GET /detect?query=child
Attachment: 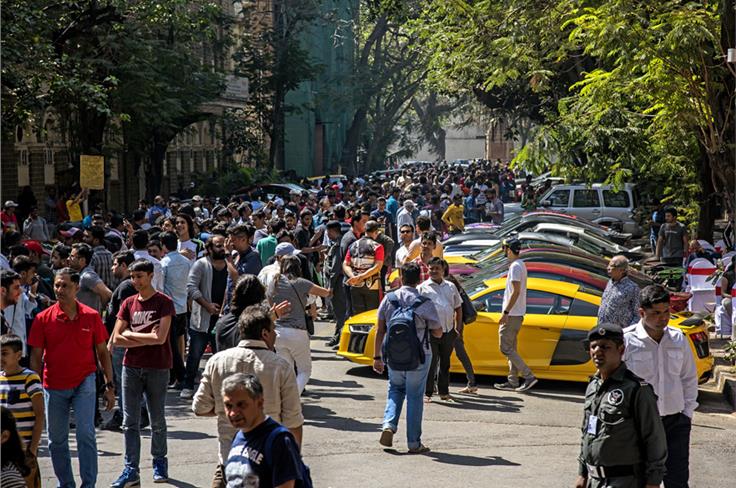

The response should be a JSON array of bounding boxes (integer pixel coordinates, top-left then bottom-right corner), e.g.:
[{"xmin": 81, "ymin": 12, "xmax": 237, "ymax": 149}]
[
  {"xmin": 0, "ymin": 334, "xmax": 44, "ymax": 487},
  {"xmin": 1, "ymin": 406, "xmax": 30, "ymax": 487}
]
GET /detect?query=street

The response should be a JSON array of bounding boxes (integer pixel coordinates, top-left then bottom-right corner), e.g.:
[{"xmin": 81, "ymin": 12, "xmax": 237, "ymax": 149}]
[{"xmin": 38, "ymin": 322, "xmax": 736, "ymax": 487}]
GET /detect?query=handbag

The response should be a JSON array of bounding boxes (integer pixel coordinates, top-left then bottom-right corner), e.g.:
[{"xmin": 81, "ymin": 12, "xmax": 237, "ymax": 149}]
[
  {"xmin": 459, "ymin": 287, "xmax": 477, "ymax": 325},
  {"xmin": 288, "ymin": 280, "xmax": 315, "ymax": 335}
]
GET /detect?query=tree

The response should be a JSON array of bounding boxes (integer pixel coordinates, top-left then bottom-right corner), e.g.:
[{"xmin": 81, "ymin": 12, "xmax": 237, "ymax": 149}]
[
  {"xmin": 232, "ymin": 0, "xmax": 322, "ymax": 170},
  {"xmin": 339, "ymin": 0, "xmax": 429, "ymax": 173},
  {"xmin": 412, "ymin": 0, "xmax": 735, "ymax": 237}
]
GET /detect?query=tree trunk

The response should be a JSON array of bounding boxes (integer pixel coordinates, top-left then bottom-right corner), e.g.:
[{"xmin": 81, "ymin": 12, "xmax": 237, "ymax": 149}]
[
  {"xmin": 696, "ymin": 144, "xmax": 717, "ymax": 240},
  {"xmin": 340, "ymin": 106, "xmax": 367, "ymax": 174}
]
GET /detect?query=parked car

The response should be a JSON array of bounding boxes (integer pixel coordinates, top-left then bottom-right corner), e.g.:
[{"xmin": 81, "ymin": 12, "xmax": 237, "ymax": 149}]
[
  {"xmin": 538, "ymin": 183, "xmax": 643, "ymax": 236},
  {"xmin": 337, "ymin": 278, "xmax": 712, "ymax": 384},
  {"xmin": 443, "ymin": 230, "xmax": 635, "ymax": 262},
  {"xmin": 443, "ymin": 211, "xmax": 632, "ymax": 246}
]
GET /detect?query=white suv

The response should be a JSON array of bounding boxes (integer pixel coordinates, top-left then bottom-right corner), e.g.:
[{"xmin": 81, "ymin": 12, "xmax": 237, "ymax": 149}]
[{"xmin": 539, "ymin": 183, "xmax": 643, "ymax": 237}]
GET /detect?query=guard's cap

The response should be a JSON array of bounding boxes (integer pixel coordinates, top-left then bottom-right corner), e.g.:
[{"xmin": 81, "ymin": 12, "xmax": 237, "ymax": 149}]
[{"xmin": 587, "ymin": 323, "xmax": 624, "ymax": 342}]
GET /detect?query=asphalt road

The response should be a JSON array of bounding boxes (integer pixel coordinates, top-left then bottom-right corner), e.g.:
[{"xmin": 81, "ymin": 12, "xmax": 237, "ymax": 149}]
[{"xmin": 38, "ymin": 321, "xmax": 736, "ymax": 487}]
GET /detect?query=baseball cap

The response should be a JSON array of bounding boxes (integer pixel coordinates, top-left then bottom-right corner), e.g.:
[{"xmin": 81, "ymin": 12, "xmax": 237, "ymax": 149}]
[
  {"xmin": 275, "ymin": 242, "xmax": 301, "ymax": 257},
  {"xmin": 587, "ymin": 323, "xmax": 624, "ymax": 342},
  {"xmin": 23, "ymin": 240, "xmax": 49, "ymax": 255},
  {"xmin": 3, "ymin": 200, "xmax": 18, "ymax": 208},
  {"xmin": 502, "ymin": 237, "xmax": 521, "ymax": 254}
]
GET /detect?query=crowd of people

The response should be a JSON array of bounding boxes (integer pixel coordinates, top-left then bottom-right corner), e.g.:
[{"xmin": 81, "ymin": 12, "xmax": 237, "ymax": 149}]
[{"xmin": 0, "ymin": 158, "xmax": 718, "ymax": 487}]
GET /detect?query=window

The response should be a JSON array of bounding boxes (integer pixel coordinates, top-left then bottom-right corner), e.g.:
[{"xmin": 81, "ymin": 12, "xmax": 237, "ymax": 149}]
[
  {"xmin": 547, "ymin": 189, "xmax": 570, "ymax": 207},
  {"xmin": 569, "ymin": 297, "xmax": 599, "ymax": 317},
  {"xmin": 526, "ymin": 290, "xmax": 571, "ymax": 315},
  {"xmin": 572, "ymin": 189, "xmax": 600, "ymax": 208},
  {"xmin": 602, "ymin": 190, "xmax": 630, "ymax": 208},
  {"xmin": 473, "ymin": 290, "xmax": 504, "ymax": 313}
]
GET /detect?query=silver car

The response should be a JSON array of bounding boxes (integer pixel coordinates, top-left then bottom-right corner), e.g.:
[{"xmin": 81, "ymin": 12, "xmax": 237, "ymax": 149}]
[{"xmin": 538, "ymin": 183, "xmax": 643, "ymax": 237}]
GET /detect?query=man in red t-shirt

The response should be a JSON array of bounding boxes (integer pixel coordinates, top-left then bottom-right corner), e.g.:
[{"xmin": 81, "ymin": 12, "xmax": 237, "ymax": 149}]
[
  {"xmin": 28, "ymin": 267, "xmax": 115, "ymax": 488},
  {"xmin": 111, "ymin": 259, "xmax": 175, "ymax": 486}
]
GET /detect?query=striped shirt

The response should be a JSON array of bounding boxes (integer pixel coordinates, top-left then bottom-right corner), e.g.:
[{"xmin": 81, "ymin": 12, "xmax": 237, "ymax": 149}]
[{"xmin": 0, "ymin": 368, "xmax": 43, "ymax": 445}]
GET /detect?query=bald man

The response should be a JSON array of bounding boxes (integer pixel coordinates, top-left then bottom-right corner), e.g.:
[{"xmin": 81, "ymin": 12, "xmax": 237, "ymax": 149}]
[{"xmin": 597, "ymin": 255, "xmax": 640, "ymax": 328}]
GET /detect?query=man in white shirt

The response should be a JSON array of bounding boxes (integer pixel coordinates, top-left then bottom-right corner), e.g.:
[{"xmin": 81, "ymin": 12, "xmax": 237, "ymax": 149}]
[
  {"xmin": 494, "ymin": 238, "xmax": 537, "ymax": 392},
  {"xmin": 418, "ymin": 257, "xmax": 462, "ymax": 402},
  {"xmin": 131, "ymin": 229, "xmax": 164, "ymax": 291},
  {"xmin": 624, "ymin": 285, "xmax": 698, "ymax": 488},
  {"xmin": 394, "ymin": 224, "xmax": 415, "ymax": 268}
]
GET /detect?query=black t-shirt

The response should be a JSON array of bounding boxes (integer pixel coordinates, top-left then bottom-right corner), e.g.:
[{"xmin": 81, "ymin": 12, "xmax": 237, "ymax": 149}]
[
  {"xmin": 210, "ymin": 267, "xmax": 228, "ymax": 331},
  {"xmin": 225, "ymin": 417, "xmax": 304, "ymax": 488},
  {"xmin": 105, "ymin": 278, "xmax": 138, "ymax": 334}
]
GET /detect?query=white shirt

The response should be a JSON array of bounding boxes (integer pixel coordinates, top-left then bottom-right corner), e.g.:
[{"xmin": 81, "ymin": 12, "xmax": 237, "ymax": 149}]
[
  {"xmin": 178, "ymin": 239, "xmax": 203, "ymax": 261},
  {"xmin": 417, "ymin": 278, "xmax": 462, "ymax": 333},
  {"xmin": 395, "ymin": 244, "xmax": 411, "ymax": 268},
  {"xmin": 396, "ymin": 208, "xmax": 414, "ymax": 236},
  {"xmin": 503, "ymin": 260, "xmax": 527, "ymax": 316},
  {"xmin": 623, "ymin": 321, "xmax": 698, "ymax": 418},
  {"xmin": 133, "ymin": 250, "xmax": 164, "ymax": 292}
]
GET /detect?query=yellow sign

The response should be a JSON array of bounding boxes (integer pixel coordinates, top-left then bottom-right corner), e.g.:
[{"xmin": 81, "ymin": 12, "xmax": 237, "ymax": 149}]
[{"xmin": 80, "ymin": 155, "xmax": 104, "ymax": 190}]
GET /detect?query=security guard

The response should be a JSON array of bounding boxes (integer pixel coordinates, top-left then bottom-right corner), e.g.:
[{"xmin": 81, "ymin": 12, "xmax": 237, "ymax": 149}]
[{"xmin": 575, "ymin": 323, "xmax": 667, "ymax": 488}]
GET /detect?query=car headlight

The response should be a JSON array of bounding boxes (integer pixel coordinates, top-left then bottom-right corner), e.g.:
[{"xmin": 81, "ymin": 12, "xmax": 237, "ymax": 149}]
[{"xmin": 348, "ymin": 324, "xmax": 373, "ymax": 333}]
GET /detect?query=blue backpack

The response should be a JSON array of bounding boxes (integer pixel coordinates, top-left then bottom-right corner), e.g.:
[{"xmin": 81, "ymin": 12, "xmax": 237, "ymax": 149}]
[
  {"xmin": 264, "ymin": 425, "xmax": 313, "ymax": 488},
  {"xmin": 381, "ymin": 294, "xmax": 429, "ymax": 371}
]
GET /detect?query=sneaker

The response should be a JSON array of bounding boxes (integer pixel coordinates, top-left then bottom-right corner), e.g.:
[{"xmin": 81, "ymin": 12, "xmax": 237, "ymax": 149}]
[
  {"xmin": 408, "ymin": 444, "xmax": 430, "ymax": 454},
  {"xmin": 493, "ymin": 381, "xmax": 519, "ymax": 391},
  {"xmin": 111, "ymin": 467, "xmax": 140, "ymax": 487},
  {"xmin": 179, "ymin": 388, "xmax": 194, "ymax": 399},
  {"xmin": 458, "ymin": 385, "xmax": 478, "ymax": 395},
  {"xmin": 325, "ymin": 337, "xmax": 338, "ymax": 347},
  {"xmin": 152, "ymin": 458, "xmax": 168, "ymax": 483},
  {"xmin": 379, "ymin": 428, "xmax": 394, "ymax": 447},
  {"xmin": 439, "ymin": 394, "xmax": 455, "ymax": 402},
  {"xmin": 515, "ymin": 376, "xmax": 539, "ymax": 392}
]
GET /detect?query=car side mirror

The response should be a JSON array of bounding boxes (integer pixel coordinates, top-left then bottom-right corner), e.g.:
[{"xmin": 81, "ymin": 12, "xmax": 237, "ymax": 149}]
[{"xmin": 540, "ymin": 200, "xmax": 551, "ymax": 207}]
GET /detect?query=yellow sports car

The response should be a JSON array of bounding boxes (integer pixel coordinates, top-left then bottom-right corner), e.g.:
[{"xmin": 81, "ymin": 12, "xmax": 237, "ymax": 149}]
[{"xmin": 337, "ymin": 278, "xmax": 714, "ymax": 384}]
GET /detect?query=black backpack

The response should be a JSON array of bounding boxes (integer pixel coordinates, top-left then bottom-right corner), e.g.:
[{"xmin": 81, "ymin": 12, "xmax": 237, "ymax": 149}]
[{"xmin": 381, "ymin": 294, "xmax": 429, "ymax": 371}]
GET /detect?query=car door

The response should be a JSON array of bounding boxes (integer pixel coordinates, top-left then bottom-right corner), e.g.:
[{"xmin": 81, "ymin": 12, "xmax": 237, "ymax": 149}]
[
  {"xmin": 458, "ymin": 287, "xmax": 569, "ymax": 375},
  {"xmin": 545, "ymin": 188, "xmax": 571, "ymax": 213},
  {"xmin": 601, "ymin": 189, "xmax": 632, "ymax": 224},
  {"xmin": 571, "ymin": 188, "xmax": 602, "ymax": 222}
]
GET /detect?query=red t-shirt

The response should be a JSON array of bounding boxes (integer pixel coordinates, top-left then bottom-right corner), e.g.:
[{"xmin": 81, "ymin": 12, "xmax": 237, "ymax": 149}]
[
  {"xmin": 27, "ymin": 302, "xmax": 108, "ymax": 389},
  {"xmin": 117, "ymin": 292, "xmax": 175, "ymax": 369}
]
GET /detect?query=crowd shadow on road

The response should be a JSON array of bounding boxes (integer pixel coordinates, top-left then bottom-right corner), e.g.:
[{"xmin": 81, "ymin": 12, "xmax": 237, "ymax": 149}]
[
  {"xmin": 436, "ymin": 395, "xmax": 522, "ymax": 413},
  {"xmin": 164, "ymin": 478, "xmax": 200, "ymax": 488},
  {"xmin": 308, "ymin": 378, "xmax": 365, "ymax": 389},
  {"xmin": 384, "ymin": 448, "xmax": 521, "ymax": 467},
  {"xmin": 167, "ymin": 429, "xmax": 216, "ymax": 441},
  {"xmin": 302, "ymin": 403, "xmax": 379, "ymax": 433}
]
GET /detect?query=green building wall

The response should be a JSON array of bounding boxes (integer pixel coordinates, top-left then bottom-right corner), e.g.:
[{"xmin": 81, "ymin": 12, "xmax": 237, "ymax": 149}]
[{"xmin": 283, "ymin": 0, "xmax": 357, "ymax": 177}]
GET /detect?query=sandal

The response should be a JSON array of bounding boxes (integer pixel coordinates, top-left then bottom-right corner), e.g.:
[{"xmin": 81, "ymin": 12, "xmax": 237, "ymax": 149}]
[
  {"xmin": 424, "ymin": 396, "xmax": 432, "ymax": 403},
  {"xmin": 458, "ymin": 386, "xmax": 478, "ymax": 394}
]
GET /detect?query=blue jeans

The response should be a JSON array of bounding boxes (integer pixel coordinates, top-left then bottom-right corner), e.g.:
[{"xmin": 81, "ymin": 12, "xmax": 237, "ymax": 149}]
[
  {"xmin": 122, "ymin": 366, "xmax": 169, "ymax": 470},
  {"xmin": 112, "ymin": 346, "xmax": 125, "ymax": 407},
  {"xmin": 183, "ymin": 329, "xmax": 217, "ymax": 390},
  {"xmin": 382, "ymin": 351, "xmax": 432, "ymax": 449},
  {"xmin": 45, "ymin": 373, "xmax": 98, "ymax": 488}
]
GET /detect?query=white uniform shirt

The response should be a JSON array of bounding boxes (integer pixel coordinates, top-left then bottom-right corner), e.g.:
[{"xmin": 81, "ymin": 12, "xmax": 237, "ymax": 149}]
[
  {"xmin": 417, "ymin": 278, "xmax": 462, "ymax": 333},
  {"xmin": 503, "ymin": 260, "xmax": 527, "ymax": 316},
  {"xmin": 623, "ymin": 321, "xmax": 698, "ymax": 418}
]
